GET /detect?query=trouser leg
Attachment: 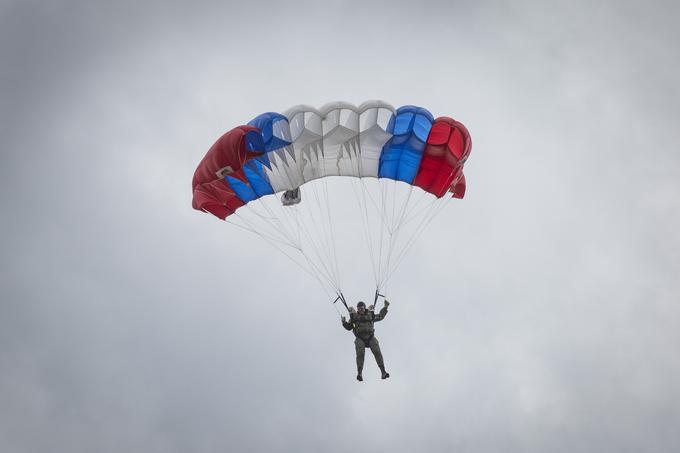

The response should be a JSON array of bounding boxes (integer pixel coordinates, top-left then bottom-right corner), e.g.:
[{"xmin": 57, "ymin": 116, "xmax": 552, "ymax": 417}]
[
  {"xmin": 368, "ymin": 337, "xmax": 385, "ymax": 369},
  {"xmin": 354, "ymin": 338, "xmax": 366, "ymax": 373}
]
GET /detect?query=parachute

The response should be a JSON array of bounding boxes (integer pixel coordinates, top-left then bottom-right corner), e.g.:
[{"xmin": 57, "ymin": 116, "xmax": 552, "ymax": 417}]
[{"xmin": 192, "ymin": 101, "xmax": 471, "ymax": 310}]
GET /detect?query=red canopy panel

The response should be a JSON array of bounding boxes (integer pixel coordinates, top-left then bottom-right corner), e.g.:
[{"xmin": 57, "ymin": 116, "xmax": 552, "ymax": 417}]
[
  {"xmin": 450, "ymin": 173, "xmax": 466, "ymax": 199},
  {"xmin": 192, "ymin": 179, "xmax": 245, "ymax": 220},
  {"xmin": 192, "ymin": 125, "xmax": 261, "ymax": 219},
  {"xmin": 192, "ymin": 125, "xmax": 262, "ymax": 193},
  {"xmin": 412, "ymin": 117, "xmax": 471, "ymax": 198}
]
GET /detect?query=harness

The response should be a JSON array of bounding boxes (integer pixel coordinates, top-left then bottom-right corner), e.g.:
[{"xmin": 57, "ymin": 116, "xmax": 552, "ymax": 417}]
[
  {"xmin": 357, "ymin": 334, "xmax": 374, "ymax": 348},
  {"xmin": 352, "ymin": 312, "xmax": 375, "ymax": 347}
]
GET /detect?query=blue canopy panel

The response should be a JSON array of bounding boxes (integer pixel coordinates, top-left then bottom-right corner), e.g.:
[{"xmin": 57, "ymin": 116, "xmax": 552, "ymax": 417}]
[
  {"xmin": 225, "ymin": 160, "xmax": 274, "ymax": 203},
  {"xmin": 243, "ymin": 128, "xmax": 272, "ymax": 169},
  {"xmin": 378, "ymin": 106, "xmax": 434, "ymax": 183},
  {"xmin": 243, "ymin": 160, "xmax": 274, "ymax": 197},
  {"xmin": 248, "ymin": 112, "xmax": 292, "ymax": 152},
  {"xmin": 226, "ymin": 175, "xmax": 257, "ymax": 202}
]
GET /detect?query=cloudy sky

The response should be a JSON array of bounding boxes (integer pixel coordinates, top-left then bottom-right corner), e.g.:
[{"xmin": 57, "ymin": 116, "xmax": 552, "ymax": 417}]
[{"xmin": 2, "ymin": 0, "xmax": 679, "ymax": 452}]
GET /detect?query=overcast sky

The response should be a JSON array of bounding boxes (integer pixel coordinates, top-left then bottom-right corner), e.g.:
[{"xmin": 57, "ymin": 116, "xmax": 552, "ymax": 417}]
[{"xmin": 1, "ymin": 0, "xmax": 679, "ymax": 452}]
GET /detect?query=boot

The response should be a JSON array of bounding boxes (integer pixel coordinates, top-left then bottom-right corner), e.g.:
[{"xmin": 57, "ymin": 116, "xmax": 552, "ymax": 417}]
[
  {"xmin": 357, "ymin": 373, "xmax": 363, "ymax": 382},
  {"xmin": 380, "ymin": 367, "xmax": 390, "ymax": 380}
]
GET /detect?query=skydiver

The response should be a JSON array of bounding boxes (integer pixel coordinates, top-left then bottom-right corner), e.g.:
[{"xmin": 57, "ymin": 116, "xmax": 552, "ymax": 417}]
[{"xmin": 341, "ymin": 300, "xmax": 390, "ymax": 381}]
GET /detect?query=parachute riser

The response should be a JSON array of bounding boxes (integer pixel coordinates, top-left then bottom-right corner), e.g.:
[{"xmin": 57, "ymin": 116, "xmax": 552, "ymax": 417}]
[
  {"xmin": 333, "ymin": 292, "xmax": 350, "ymax": 314},
  {"xmin": 373, "ymin": 288, "xmax": 385, "ymax": 311}
]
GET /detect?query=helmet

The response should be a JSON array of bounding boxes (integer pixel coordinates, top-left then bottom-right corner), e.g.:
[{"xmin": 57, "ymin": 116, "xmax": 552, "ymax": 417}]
[{"xmin": 357, "ymin": 301, "xmax": 366, "ymax": 309}]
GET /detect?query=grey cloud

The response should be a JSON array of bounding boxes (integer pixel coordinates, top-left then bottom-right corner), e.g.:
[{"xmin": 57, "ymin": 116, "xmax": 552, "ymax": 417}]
[{"xmin": 1, "ymin": 1, "xmax": 679, "ymax": 452}]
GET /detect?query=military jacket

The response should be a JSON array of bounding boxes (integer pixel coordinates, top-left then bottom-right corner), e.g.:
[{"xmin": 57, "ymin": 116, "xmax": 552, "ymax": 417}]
[{"xmin": 342, "ymin": 306, "xmax": 388, "ymax": 339}]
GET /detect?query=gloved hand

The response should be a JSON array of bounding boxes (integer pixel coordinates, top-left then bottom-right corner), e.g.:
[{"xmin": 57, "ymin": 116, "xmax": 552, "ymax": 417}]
[
  {"xmin": 341, "ymin": 316, "xmax": 346, "ymax": 323},
  {"xmin": 368, "ymin": 304, "xmax": 375, "ymax": 311},
  {"xmin": 384, "ymin": 300, "xmax": 390, "ymax": 307}
]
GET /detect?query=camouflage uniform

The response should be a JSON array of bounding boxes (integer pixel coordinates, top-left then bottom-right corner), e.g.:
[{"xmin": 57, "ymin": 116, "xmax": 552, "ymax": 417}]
[{"xmin": 342, "ymin": 306, "xmax": 388, "ymax": 374}]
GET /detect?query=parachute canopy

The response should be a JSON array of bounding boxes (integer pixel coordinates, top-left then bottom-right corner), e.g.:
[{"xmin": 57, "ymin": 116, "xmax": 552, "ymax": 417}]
[
  {"xmin": 192, "ymin": 101, "xmax": 471, "ymax": 304},
  {"xmin": 192, "ymin": 101, "xmax": 470, "ymax": 219}
]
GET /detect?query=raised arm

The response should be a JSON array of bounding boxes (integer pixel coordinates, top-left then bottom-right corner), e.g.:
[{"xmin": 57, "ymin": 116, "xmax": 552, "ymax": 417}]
[
  {"xmin": 373, "ymin": 300, "xmax": 390, "ymax": 321},
  {"xmin": 341, "ymin": 315, "xmax": 353, "ymax": 331}
]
